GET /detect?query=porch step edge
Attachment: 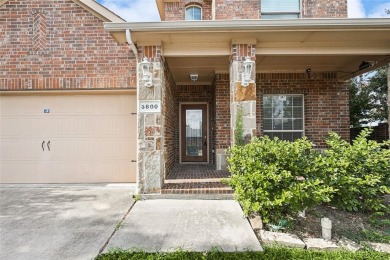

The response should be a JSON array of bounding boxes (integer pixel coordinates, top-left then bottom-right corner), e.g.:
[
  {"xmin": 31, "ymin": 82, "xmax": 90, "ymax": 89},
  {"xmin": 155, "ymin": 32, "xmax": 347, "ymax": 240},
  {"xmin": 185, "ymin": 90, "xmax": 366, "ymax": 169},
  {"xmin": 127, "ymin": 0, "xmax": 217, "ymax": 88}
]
[{"xmin": 140, "ymin": 193, "xmax": 234, "ymax": 200}]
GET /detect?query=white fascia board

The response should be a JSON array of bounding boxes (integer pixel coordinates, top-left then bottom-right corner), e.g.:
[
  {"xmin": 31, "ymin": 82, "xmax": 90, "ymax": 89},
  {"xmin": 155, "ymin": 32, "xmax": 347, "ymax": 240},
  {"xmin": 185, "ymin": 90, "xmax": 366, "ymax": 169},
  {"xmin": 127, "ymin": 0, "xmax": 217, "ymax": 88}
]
[{"xmin": 104, "ymin": 18, "xmax": 390, "ymax": 32}]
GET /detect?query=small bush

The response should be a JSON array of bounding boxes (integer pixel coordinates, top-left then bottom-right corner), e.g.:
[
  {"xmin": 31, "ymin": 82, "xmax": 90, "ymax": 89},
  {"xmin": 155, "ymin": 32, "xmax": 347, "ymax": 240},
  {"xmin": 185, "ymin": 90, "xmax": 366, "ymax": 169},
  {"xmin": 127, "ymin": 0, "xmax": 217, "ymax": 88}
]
[
  {"xmin": 322, "ymin": 129, "xmax": 390, "ymax": 212},
  {"xmin": 227, "ymin": 136, "xmax": 334, "ymax": 224}
]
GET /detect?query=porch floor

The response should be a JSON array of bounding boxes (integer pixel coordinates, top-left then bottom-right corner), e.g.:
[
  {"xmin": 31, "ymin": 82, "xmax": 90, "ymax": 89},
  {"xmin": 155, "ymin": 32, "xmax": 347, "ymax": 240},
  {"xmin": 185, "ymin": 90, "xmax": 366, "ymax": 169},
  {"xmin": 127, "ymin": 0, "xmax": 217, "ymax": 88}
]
[{"xmin": 162, "ymin": 164, "xmax": 233, "ymax": 194}]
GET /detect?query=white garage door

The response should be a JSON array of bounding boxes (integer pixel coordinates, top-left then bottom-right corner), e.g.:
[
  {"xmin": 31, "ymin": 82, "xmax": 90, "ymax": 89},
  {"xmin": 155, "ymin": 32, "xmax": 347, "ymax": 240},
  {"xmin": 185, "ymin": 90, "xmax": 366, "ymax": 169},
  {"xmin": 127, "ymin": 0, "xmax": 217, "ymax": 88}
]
[{"xmin": 0, "ymin": 93, "xmax": 137, "ymax": 183}]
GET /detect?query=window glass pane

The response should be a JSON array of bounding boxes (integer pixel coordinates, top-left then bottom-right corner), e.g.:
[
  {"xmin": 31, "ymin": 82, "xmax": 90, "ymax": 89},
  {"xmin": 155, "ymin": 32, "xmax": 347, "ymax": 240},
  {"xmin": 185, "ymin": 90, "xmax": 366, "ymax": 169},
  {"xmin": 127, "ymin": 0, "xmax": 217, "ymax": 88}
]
[
  {"xmin": 261, "ymin": 0, "xmax": 300, "ymax": 12},
  {"xmin": 263, "ymin": 107, "xmax": 272, "ymax": 118},
  {"xmin": 283, "ymin": 96, "xmax": 293, "ymax": 106},
  {"xmin": 283, "ymin": 106, "xmax": 292, "ymax": 118},
  {"xmin": 293, "ymin": 96, "xmax": 303, "ymax": 106},
  {"xmin": 261, "ymin": 14, "xmax": 300, "ymax": 19},
  {"xmin": 283, "ymin": 119, "xmax": 293, "ymax": 130},
  {"xmin": 273, "ymin": 119, "xmax": 283, "ymax": 130},
  {"xmin": 282, "ymin": 132, "xmax": 294, "ymax": 142},
  {"xmin": 263, "ymin": 96, "xmax": 272, "ymax": 107},
  {"xmin": 293, "ymin": 119, "xmax": 303, "ymax": 130},
  {"xmin": 264, "ymin": 119, "xmax": 272, "ymax": 130},
  {"xmin": 274, "ymin": 132, "xmax": 283, "ymax": 139},
  {"xmin": 185, "ymin": 6, "xmax": 201, "ymax": 20},
  {"xmin": 193, "ymin": 7, "xmax": 201, "ymax": 20},
  {"xmin": 293, "ymin": 132, "xmax": 303, "ymax": 140},
  {"xmin": 293, "ymin": 107, "xmax": 303, "ymax": 118}
]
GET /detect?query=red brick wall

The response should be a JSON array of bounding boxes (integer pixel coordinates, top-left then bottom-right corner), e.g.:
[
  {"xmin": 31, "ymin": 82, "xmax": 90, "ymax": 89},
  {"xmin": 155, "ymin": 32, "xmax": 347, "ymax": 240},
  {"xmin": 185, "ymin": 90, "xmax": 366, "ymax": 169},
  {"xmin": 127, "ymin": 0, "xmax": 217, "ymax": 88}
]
[
  {"xmin": 162, "ymin": 63, "xmax": 176, "ymax": 177},
  {"xmin": 164, "ymin": 0, "xmax": 212, "ymax": 21},
  {"xmin": 215, "ymin": 74, "xmax": 231, "ymax": 149},
  {"xmin": 175, "ymin": 85, "xmax": 215, "ymax": 164},
  {"xmin": 0, "ymin": 0, "xmax": 136, "ymax": 90},
  {"xmin": 215, "ymin": 0, "xmax": 259, "ymax": 19},
  {"xmin": 303, "ymin": 0, "xmax": 348, "ymax": 18},
  {"xmin": 256, "ymin": 73, "xmax": 350, "ymax": 148}
]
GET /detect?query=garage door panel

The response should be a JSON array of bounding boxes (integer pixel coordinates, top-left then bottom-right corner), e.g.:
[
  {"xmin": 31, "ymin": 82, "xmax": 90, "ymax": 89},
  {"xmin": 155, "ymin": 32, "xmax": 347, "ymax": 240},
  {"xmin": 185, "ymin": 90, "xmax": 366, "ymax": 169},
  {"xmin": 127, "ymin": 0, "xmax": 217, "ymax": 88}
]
[{"xmin": 0, "ymin": 94, "xmax": 137, "ymax": 184}]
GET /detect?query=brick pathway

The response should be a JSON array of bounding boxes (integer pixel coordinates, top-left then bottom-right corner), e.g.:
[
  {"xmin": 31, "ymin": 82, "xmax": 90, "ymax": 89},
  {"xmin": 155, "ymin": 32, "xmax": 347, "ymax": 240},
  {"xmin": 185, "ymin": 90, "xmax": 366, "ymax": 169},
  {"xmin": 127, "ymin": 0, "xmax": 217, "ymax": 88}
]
[{"xmin": 162, "ymin": 164, "xmax": 233, "ymax": 194}]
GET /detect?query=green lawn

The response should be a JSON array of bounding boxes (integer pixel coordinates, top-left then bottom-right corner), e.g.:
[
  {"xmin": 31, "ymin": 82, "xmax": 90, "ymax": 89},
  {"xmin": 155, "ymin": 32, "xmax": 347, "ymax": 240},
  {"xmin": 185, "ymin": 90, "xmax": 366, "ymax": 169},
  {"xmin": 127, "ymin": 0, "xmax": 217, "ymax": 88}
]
[{"xmin": 97, "ymin": 246, "xmax": 389, "ymax": 260}]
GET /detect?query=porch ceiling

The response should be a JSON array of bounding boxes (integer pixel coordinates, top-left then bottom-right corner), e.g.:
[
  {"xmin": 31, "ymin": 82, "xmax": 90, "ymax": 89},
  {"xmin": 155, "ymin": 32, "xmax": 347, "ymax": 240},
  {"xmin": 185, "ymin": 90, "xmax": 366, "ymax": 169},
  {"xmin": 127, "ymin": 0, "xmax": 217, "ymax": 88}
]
[{"xmin": 105, "ymin": 19, "xmax": 390, "ymax": 85}]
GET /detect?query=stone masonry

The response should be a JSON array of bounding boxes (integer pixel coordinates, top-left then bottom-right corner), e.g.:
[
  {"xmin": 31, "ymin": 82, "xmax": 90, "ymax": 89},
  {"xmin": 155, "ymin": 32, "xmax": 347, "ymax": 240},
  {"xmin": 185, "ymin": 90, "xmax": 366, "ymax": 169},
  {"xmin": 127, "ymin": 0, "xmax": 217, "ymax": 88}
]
[
  {"xmin": 216, "ymin": 43, "xmax": 257, "ymax": 170},
  {"xmin": 137, "ymin": 46, "xmax": 165, "ymax": 194}
]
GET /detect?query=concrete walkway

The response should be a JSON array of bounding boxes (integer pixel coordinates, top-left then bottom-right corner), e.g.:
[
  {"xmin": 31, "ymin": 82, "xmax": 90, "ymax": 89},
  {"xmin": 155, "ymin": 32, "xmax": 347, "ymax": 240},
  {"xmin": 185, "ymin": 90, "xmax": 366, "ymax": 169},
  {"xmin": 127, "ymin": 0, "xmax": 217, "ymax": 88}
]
[
  {"xmin": 106, "ymin": 199, "xmax": 262, "ymax": 252},
  {"xmin": 0, "ymin": 185, "xmax": 135, "ymax": 260}
]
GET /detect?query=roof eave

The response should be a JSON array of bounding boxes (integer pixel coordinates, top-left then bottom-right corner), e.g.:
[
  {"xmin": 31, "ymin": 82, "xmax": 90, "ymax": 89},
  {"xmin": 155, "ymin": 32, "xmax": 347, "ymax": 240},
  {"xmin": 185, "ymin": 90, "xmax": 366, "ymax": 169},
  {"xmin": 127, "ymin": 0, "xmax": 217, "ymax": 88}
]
[{"xmin": 104, "ymin": 18, "xmax": 390, "ymax": 32}]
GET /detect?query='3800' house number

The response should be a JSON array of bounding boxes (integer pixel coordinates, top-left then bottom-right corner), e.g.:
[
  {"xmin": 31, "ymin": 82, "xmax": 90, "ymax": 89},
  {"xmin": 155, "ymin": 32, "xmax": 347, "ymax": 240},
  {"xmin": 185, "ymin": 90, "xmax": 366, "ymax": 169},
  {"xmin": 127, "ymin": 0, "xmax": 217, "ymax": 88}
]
[{"xmin": 139, "ymin": 100, "xmax": 161, "ymax": 113}]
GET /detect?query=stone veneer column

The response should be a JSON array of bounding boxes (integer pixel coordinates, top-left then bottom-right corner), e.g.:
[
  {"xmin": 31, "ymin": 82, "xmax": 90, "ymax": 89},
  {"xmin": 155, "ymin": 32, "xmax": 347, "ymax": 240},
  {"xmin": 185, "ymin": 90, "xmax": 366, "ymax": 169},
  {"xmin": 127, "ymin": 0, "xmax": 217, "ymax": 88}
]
[
  {"xmin": 137, "ymin": 46, "xmax": 164, "ymax": 194},
  {"xmin": 230, "ymin": 44, "xmax": 257, "ymax": 144},
  {"xmin": 216, "ymin": 43, "xmax": 257, "ymax": 170}
]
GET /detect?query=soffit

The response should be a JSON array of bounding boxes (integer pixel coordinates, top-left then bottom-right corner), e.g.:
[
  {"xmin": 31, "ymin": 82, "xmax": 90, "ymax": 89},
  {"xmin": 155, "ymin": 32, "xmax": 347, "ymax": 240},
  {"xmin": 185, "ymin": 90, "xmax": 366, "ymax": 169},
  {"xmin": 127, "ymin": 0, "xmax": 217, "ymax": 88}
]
[{"xmin": 105, "ymin": 19, "xmax": 390, "ymax": 84}]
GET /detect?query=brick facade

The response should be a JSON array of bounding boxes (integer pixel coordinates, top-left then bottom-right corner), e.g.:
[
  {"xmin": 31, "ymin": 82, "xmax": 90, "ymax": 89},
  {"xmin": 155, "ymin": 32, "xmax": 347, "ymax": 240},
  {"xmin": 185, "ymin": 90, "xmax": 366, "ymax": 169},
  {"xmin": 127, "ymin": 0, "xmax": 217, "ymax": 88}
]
[
  {"xmin": 0, "ymin": 0, "xmax": 136, "ymax": 90},
  {"xmin": 162, "ymin": 62, "xmax": 176, "ymax": 177},
  {"xmin": 162, "ymin": 0, "xmax": 348, "ymax": 21},
  {"xmin": 256, "ymin": 73, "xmax": 350, "ymax": 148},
  {"xmin": 303, "ymin": 0, "xmax": 348, "ymax": 18},
  {"xmin": 164, "ymin": 0, "xmax": 212, "ymax": 21},
  {"xmin": 214, "ymin": 74, "xmax": 231, "ymax": 149},
  {"xmin": 215, "ymin": 0, "xmax": 259, "ymax": 20}
]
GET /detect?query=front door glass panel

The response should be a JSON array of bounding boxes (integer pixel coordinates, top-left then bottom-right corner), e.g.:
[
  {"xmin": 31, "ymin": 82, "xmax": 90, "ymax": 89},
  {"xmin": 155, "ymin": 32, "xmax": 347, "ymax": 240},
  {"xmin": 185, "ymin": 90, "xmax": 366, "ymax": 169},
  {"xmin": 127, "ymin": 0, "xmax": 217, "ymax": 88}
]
[
  {"xmin": 185, "ymin": 110, "xmax": 203, "ymax": 157},
  {"xmin": 181, "ymin": 104, "xmax": 207, "ymax": 162}
]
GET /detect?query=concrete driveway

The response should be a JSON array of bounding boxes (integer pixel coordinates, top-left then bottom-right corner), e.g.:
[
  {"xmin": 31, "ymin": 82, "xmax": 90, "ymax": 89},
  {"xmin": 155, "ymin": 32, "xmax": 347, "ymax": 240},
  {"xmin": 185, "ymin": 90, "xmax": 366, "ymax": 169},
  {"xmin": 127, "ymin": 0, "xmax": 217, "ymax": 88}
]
[{"xmin": 0, "ymin": 185, "xmax": 135, "ymax": 260}]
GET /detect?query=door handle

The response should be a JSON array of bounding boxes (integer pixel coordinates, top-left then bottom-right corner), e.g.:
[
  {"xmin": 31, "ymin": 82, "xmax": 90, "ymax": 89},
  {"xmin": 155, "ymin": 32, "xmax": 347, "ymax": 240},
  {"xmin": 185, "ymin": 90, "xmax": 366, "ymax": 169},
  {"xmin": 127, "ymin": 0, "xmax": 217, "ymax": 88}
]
[
  {"xmin": 42, "ymin": 141, "xmax": 45, "ymax": 151},
  {"xmin": 47, "ymin": 141, "xmax": 50, "ymax": 151}
]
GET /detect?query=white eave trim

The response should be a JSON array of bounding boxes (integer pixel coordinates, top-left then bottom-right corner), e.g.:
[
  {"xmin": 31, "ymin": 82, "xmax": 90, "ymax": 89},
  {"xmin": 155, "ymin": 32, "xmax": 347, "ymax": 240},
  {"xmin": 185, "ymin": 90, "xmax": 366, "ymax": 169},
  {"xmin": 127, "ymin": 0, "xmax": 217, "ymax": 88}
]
[{"xmin": 104, "ymin": 18, "xmax": 390, "ymax": 32}]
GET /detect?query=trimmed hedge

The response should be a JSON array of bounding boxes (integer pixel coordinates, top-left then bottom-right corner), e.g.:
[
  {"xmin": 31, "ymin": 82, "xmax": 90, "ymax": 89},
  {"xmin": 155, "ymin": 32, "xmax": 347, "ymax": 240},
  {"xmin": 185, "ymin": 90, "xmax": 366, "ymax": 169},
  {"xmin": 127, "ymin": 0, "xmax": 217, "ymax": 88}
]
[{"xmin": 226, "ymin": 129, "xmax": 390, "ymax": 223}]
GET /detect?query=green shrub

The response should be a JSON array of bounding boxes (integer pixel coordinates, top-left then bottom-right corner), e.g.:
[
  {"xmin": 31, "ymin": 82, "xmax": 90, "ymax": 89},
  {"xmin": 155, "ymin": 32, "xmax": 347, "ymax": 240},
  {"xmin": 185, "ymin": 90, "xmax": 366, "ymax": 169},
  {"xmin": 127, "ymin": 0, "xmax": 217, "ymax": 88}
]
[
  {"xmin": 322, "ymin": 129, "xmax": 390, "ymax": 212},
  {"xmin": 226, "ymin": 136, "xmax": 334, "ymax": 224},
  {"xmin": 234, "ymin": 104, "xmax": 244, "ymax": 146}
]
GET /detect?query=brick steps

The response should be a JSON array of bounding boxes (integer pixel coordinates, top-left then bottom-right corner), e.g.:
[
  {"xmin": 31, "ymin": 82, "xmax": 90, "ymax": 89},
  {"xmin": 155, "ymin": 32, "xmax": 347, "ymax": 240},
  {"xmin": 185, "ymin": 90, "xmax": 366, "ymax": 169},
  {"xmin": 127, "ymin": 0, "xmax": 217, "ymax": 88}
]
[
  {"xmin": 162, "ymin": 182, "xmax": 233, "ymax": 194},
  {"xmin": 161, "ymin": 164, "xmax": 233, "ymax": 195}
]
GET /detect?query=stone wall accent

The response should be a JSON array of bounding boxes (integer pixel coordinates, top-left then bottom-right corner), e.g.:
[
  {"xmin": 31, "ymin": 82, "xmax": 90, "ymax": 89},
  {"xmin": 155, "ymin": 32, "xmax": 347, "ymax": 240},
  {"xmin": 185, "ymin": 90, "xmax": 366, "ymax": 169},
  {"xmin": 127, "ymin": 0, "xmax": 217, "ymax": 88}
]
[
  {"xmin": 164, "ymin": 0, "xmax": 212, "ymax": 21},
  {"xmin": 231, "ymin": 44, "xmax": 257, "ymax": 144},
  {"xmin": 137, "ymin": 45, "xmax": 165, "ymax": 193},
  {"xmin": 303, "ymin": 0, "xmax": 348, "ymax": 18},
  {"xmin": 256, "ymin": 73, "xmax": 350, "ymax": 148},
  {"xmin": 215, "ymin": 0, "xmax": 259, "ymax": 19},
  {"xmin": 0, "ymin": 0, "xmax": 136, "ymax": 90}
]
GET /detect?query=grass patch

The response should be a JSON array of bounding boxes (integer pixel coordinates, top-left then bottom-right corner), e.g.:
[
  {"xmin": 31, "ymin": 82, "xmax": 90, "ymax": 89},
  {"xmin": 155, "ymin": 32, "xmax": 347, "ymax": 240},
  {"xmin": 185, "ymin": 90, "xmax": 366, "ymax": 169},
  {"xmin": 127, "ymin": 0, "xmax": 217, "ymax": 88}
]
[
  {"xmin": 97, "ymin": 246, "xmax": 389, "ymax": 260},
  {"xmin": 342, "ymin": 229, "xmax": 390, "ymax": 244}
]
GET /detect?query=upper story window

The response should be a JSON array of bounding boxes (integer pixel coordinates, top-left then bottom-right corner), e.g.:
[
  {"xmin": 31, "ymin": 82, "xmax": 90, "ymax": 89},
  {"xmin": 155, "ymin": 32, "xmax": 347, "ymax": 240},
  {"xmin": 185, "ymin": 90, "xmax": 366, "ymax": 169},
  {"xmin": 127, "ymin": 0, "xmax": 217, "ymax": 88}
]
[
  {"xmin": 185, "ymin": 5, "xmax": 202, "ymax": 20},
  {"xmin": 261, "ymin": 0, "xmax": 301, "ymax": 19}
]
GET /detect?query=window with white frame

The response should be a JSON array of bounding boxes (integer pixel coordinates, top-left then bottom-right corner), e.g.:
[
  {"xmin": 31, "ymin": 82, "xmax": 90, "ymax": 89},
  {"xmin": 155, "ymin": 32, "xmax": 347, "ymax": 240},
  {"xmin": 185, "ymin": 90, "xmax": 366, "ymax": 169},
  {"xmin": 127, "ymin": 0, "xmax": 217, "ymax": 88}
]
[
  {"xmin": 261, "ymin": 0, "xmax": 301, "ymax": 19},
  {"xmin": 263, "ymin": 94, "xmax": 304, "ymax": 141},
  {"xmin": 185, "ymin": 5, "xmax": 202, "ymax": 20}
]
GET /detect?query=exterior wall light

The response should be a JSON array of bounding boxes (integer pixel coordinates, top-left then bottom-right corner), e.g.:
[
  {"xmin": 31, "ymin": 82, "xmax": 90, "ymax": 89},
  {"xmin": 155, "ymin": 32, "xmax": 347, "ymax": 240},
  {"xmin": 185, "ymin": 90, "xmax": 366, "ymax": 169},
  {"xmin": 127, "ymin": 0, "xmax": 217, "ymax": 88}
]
[
  {"xmin": 241, "ymin": 57, "xmax": 255, "ymax": 87},
  {"xmin": 190, "ymin": 73, "xmax": 198, "ymax": 82},
  {"xmin": 140, "ymin": 57, "xmax": 153, "ymax": 87}
]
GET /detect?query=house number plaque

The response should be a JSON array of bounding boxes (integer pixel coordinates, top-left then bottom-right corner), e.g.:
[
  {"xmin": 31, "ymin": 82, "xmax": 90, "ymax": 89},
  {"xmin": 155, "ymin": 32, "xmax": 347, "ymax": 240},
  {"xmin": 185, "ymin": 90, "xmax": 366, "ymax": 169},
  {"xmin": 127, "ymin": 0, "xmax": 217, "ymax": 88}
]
[{"xmin": 139, "ymin": 100, "xmax": 161, "ymax": 113}]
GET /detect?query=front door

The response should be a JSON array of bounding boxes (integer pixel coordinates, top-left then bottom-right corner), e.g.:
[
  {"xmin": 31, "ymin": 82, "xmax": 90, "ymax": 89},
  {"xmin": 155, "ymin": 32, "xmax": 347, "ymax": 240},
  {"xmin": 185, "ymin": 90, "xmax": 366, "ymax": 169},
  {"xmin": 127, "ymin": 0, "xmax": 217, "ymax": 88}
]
[{"xmin": 181, "ymin": 104, "xmax": 207, "ymax": 162}]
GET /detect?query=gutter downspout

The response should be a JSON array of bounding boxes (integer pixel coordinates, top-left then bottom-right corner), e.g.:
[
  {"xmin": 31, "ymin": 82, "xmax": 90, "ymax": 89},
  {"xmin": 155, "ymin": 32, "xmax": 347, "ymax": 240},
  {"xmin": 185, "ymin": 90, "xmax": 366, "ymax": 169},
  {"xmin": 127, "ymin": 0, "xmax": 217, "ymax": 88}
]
[
  {"xmin": 126, "ymin": 29, "xmax": 138, "ymax": 59},
  {"xmin": 126, "ymin": 28, "xmax": 140, "ymax": 195}
]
